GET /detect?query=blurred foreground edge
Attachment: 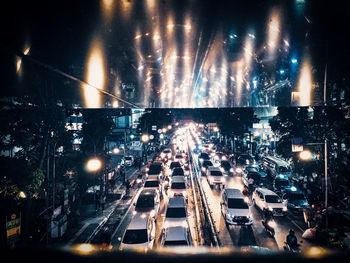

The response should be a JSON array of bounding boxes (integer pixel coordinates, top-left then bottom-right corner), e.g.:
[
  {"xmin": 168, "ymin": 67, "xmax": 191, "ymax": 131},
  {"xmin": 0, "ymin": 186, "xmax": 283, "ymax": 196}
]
[{"xmin": 1, "ymin": 245, "xmax": 349, "ymax": 263}]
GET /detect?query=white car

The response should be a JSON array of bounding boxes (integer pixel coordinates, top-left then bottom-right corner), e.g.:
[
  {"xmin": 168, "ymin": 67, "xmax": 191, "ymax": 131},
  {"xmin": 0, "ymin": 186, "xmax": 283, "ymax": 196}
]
[
  {"xmin": 206, "ymin": 166, "xmax": 225, "ymax": 187},
  {"xmin": 161, "ymin": 148, "xmax": 172, "ymax": 160},
  {"xmin": 252, "ymin": 187, "xmax": 287, "ymax": 216},
  {"xmin": 133, "ymin": 189, "xmax": 160, "ymax": 219},
  {"xmin": 119, "ymin": 213, "xmax": 156, "ymax": 251},
  {"xmin": 168, "ymin": 176, "xmax": 187, "ymax": 199},
  {"xmin": 143, "ymin": 175, "xmax": 165, "ymax": 199},
  {"xmin": 221, "ymin": 188, "xmax": 252, "ymax": 225},
  {"xmin": 164, "ymin": 196, "xmax": 188, "ymax": 229},
  {"xmin": 162, "ymin": 226, "xmax": 192, "ymax": 247}
]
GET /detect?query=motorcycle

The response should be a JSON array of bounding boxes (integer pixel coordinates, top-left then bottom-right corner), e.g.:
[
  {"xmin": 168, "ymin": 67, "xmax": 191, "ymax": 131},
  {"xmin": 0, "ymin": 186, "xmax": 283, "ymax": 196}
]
[
  {"xmin": 262, "ymin": 219, "xmax": 276, "ymax": 237},
  {"xmin": 284, "ymin": 241, "xmax": 302, "ymax": 253}
]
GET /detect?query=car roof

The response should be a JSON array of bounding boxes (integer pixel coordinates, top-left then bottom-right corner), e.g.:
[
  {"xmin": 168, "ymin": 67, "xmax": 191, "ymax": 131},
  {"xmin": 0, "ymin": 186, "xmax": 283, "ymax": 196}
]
[
  {"xmin": 263, "ymin": 156, "xmax": 289, "ymax": 166},
  {"xmin": 224, "ymin": 188, "xmax": 244, "ymax": 198},
  {"xmin": 164, "ymin": 226, "xmax": 187, "ymax": 241},
  {"xmin": 168, "ymin": 196, "xmax": 186, "ymax": 207},
  {"xmin": 146, "ymin": 175, "xmax": 160, "ymax": 180},
  {"xmin": 208, "ymin": 166, "xmax": 221, "ymax": 171},
  {"xmin": 127, "ymin": 213, "xmax": 149, "ymax": 230},
  {"xmin": 140, "ymin": 188, "xmax": 157, "ymax": 196},
  {"xmin": 151, "ymin": 162, "xmax": 162, "ymax": 166},
  {"xmin": 284, "ymin": 186, "xmax": 304, "ymax": 194},
  {"xmin": 172, "ymin": 176, "xmax": 186, "ymax": 183},
  {"xmin": 256, "ymin": 187, "xmax": 278, "ymax": 196}
]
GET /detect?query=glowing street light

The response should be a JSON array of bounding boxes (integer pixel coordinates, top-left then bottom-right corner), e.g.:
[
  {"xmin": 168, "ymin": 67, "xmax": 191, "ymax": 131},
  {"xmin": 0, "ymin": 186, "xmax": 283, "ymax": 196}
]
[
  {"xmin": 162, "ymin": 128, "xmax": 167, "ymax": 133},
  {"xmin": 86, "ymin": 158, "xmax": 102, "ymax": 172},
  {"xmin": 168, "ymin": 125, "xmax": 172, "ymax": 130},
  {"xmin": 18, "ymin": 191, "xmax": 27, "ymax": 199},
  {"xmin": 299, "ymin": 150, "xmax": 312, "ymax": 161},
  {"xmin": 141, "ymin": 134, "xmax": 150, "ymax": 143},
  {"xmin": 113, "ymin": 148, "xmax": 120, "ymax": 154}
]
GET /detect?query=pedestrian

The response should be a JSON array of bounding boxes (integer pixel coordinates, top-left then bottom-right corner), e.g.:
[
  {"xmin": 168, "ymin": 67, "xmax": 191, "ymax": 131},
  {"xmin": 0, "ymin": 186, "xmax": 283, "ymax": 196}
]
[
  {"xmin": 125, "ymin": 179, "xmax": 131, "ymax": 195},
  {"xmin": 99, "ymin": 193, "xmax": 106, "ymax": 211}
]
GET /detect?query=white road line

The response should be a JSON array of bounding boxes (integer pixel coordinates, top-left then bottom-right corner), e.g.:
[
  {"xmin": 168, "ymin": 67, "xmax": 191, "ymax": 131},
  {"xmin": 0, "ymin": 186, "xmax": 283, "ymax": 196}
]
[
  {"xmin": 67, "ymin": 223, "xmax": 89, "ymax": 245},
  {"xmin": 289, "ymin": 217, "xmax": 305, "ymax": 232}
]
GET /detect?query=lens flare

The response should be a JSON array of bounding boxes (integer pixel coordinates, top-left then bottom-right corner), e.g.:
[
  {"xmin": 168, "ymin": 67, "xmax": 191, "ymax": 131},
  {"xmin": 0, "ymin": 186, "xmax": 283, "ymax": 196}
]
[
  {"xmin": 84, "ymin": 39, "xmax": 105, "ymax": 108},
  {"xmin": 297, "ymin": 57, "xmax": 312, "ymax": 106}
]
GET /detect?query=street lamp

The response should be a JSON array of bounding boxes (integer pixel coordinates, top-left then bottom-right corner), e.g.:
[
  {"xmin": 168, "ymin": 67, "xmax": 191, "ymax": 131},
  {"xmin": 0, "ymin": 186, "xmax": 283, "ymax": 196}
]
[
  {"xmin": 141, "ymin": 134, "xmax": 150, "ymax": 164},
  {"xmin": 86, "ymin": 158, "xmax": 102, "ymax": 172},
  {"xmin": 299, "ymin": 150, "xmax": 312, "ymax": 161}
]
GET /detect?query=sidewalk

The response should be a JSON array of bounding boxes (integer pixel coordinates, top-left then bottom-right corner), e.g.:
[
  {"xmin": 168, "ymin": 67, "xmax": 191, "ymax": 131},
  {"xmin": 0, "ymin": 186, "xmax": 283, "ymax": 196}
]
[{"xmin": 55, "ymin": 152, "xmax": 158, "ymax": 245}]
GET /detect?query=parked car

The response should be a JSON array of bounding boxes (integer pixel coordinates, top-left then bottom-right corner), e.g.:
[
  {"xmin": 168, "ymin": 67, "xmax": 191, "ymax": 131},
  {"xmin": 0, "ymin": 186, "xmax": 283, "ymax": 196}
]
[
  {"xmin": 221, "ymin": 188, "xmax": 252, "ymax": 226},
  {"xmin": 119, "ymin": 213, "xmax": 156, "ymax": 251},
  {"xmin": 252, "ymin": 187, "xmax": 287, "ymax": 216}
]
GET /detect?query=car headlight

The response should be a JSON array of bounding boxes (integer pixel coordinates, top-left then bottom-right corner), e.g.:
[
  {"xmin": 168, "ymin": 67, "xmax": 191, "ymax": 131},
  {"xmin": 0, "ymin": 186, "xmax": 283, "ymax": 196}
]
[
  {"xmin": 185, "ymin": 171, "xmax": 190, "ymax": 175},
  {"xmin": 220, "ymin": 177, "xmax": 225, "ymax": 183},
  {"xmin": 182, "ymin": 221, "xmax": 188, "ymax": 228},
  {"xmin": 230, "ymin": 168, "xmax": 234, "ymax": 173},
  {"xmin": 220, "ymin": 167, "xmax": 224, "ymax": 172},
  {"xmin": 136, "ymin": 178, "xmax": 142, "ymax": 184},
  {"xmin": 268, "ymin": 206, "xmax": 273, "ymax": 211},
  {"xmin": 133, "ymin": 211, "xmax": 137, "ymax": 215},
  {"xmin": 201, "ymin": 167, "xmax": 206, "ymax": 172},
  {"xmin": 235, "ymin": 167, "xmax": 242, "ymax": 173},
  {"xmin": 283, "ymin": 207, "xmax": 288, "ymax": 211},
  {"xmin": 244, "ymin": 196, "xmax": 249, "ymax": 203},
  {"xmin": 222, "ymin": 156, "xmax": 227, "ymax": 161},
  {"xmin": 182, "ymin": 190, "xmax": 187, "ymax": 196},
  {"xmin": 168, "ymin": 190, "xmax": 174, "ymax": 198}
]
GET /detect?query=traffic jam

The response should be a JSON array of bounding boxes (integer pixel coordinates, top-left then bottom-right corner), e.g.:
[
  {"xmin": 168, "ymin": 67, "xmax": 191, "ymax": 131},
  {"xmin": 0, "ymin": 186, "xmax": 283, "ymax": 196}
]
[{"xmin": 103, "ymin": 122, "xmax": 314, "ymax": 252}]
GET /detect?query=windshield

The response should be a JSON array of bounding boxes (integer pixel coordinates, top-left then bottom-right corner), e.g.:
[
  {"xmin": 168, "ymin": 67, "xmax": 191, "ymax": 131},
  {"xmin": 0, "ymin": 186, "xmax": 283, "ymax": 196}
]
[
  {"xmin": 149, "ymin": 165, "xmax": 162, "ymax": 174},
  {"xmin": 221, "ymin": 161, "xmax": 230, "ymax": 170},
  {"xmin": 265, "ymin": 195, "xmax": 282, "ymax": 203},
  {"xmin": 125, "ymin": 157, "xmax": 132, "ymax": 160},
  {"xmin": 171, "ymin": 182, "xmax": 186, "ymax": 189},
  {"xmin": 228, "ymin": 198, "xmax": 249, "ymax": 209},
  {"xmin": 210, "ymin": 171, "xmax": 222, "ymax": 176},
  {"xmin": 122, "ymin": 229, "xmax": 148, "ymax": 244},
  {"xmin": 144, "ymin": 181, "xmax": 159, "ymax": 188},
  {"xmin": 203, "ymin": 161, "xmax": 213, "ymax": 167},
  {"xmin": 172, "ymin": 169, "xmax": 184, "ymax": 176},
  {"xmin": 279, "ymin": 166, "xmax": 291, "ymax": 173},
  {"xmin": 164, "ymin": 150, "xmax": 171, "ymax": 153},
  {"xmin": 288, "ymin": 193, "xmax": 306, "ymax": 201},
  {"xmin": 166, "ymin": 207, "xmax": 186, "ymax": 218},
  {"xmin": 164, "ymin": 240, "xmax": 188, "ymax": 246},
  {"xmin": 170, "ymin": 162, "xmax": 181, "ymax": 169},
  {"xmin": 275, "ymin": 180, "xmax": 290, "ymax": 187},
  {"xmin": 136, "ymin": 195, "xmax": 154, "ymax": 208},
  {"xmin": 199, "ymin": 153, "xmax": 209, "ymax": 159}
]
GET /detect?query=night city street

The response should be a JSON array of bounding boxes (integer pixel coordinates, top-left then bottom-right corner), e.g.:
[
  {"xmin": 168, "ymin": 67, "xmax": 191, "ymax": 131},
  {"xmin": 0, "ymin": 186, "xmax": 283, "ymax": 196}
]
[{"xmin": 1, "ymin": 0, "xmax": 350, "ymax": 262}]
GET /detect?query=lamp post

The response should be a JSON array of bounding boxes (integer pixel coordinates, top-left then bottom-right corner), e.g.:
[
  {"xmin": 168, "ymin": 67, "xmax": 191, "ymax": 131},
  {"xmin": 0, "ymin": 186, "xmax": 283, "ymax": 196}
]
[{"xmin": 141, "ymin": 134, "xmax": 150, "ymax": 164}]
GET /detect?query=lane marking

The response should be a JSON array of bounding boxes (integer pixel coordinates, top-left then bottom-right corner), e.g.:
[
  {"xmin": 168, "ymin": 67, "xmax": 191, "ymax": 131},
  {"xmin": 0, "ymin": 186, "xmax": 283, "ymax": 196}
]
[{"xmin": 67, "ymin": 223, "xmax": 89, "ymax": 245}]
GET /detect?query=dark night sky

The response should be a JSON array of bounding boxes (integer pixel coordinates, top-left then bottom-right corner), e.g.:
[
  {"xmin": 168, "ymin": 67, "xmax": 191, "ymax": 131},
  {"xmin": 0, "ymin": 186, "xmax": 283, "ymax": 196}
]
[{"xmin": 1, "ymin": 0, "xmax": 349, "ymax": 106}]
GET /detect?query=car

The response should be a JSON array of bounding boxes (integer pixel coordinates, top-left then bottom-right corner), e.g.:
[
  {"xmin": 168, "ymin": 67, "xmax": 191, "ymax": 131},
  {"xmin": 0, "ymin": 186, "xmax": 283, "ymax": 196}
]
[
  {"xmin": 252, "ymin": 187, "xmax": 287, "ymax": 216},
  {"xmin": 133, "ymin": 189, "xmax": 160, "ymax": 219},
  {"xmin": 119, "ymin": 213, "xmax": 156, "ymax": 251},
  {"xmin": 206, "ymin": 166, "xmax": 225, "ymax": 188},
  {"xmin": 146, "ymin": 162, "xmax": 163, "ymax": 180},
  {"xmin": 169, "ymin": 161, "xmax": 182, "ymax": 170},
  {"xmin": 219, "ymin": 160, "xmax": 234, "ymax": 176},
  {"xmin": 164, "ymin": 196, "xmax": 188, "ymax": 229},
  {"xmin": 174, "ymin": 153, "xmax": 185, "ymax": 163},
  {"xmin": 211, "ymin": 152, "xmax": 227, "ymax": 165},
  {"xmin": 171, "ymin": 167, "xmax": 185, "ymax": 176},
  {"xmin": 235, "ymin": 154, "xmax": 255, "ymax": 168},
  {"xmin": 198, "ymin": 152, "xmax": 210, "ymax": 163},
  {"xmin": 262, "ymin": 156, "xmax": 292, "ymax": 179},
  {"xmin": 282, "ymin": 186, "xmax": 310, "ymax": 213},
  {"xmin": 161, "ymin": 226, "xmax": 192, "ymax": 247},
  {"xmin": 122, "ymin": 156, "xmax": 134, "ymax": 166},
  {"xmin": 161, "ymin": 148, "xmax": 172, "ymax": 160},
  {"xmin": 168, "ymin": 176, "xmax": 187, "ymax": 199},
  {"xmin": 221, "ymin": 188, "xmax": 252, "ymax": 226},
  {"xmin": 200, "ymin": 160, "xmax": 213, "ymax": 175},
  {"xmin": 143, "ymin": 176, "xmax": 165, "ymax": 198},
  {"xmin": 273, "ymin": 176, "xmax": 292, "ymax": 195},
  {"xmin": 242, "ymin": 169, "xmax": 262, "ymax": 188}
]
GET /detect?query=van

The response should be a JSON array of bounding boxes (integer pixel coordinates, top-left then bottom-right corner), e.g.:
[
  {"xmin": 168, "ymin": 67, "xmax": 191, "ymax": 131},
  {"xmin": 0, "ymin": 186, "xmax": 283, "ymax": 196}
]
[
  {"xmin": 252, "ymin": 187, "xmax": 287, "ymax": 216},
  {"xmin": 262, "ymin": 156, "xmax": 291, "ymax": 179},
  {"xmin": 119, "ymin": 213, "xmax": 156, "ymax": 251},
  {"xmin": 221, "ymin": 188, "xmax": 252, "ymax": 225}
]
